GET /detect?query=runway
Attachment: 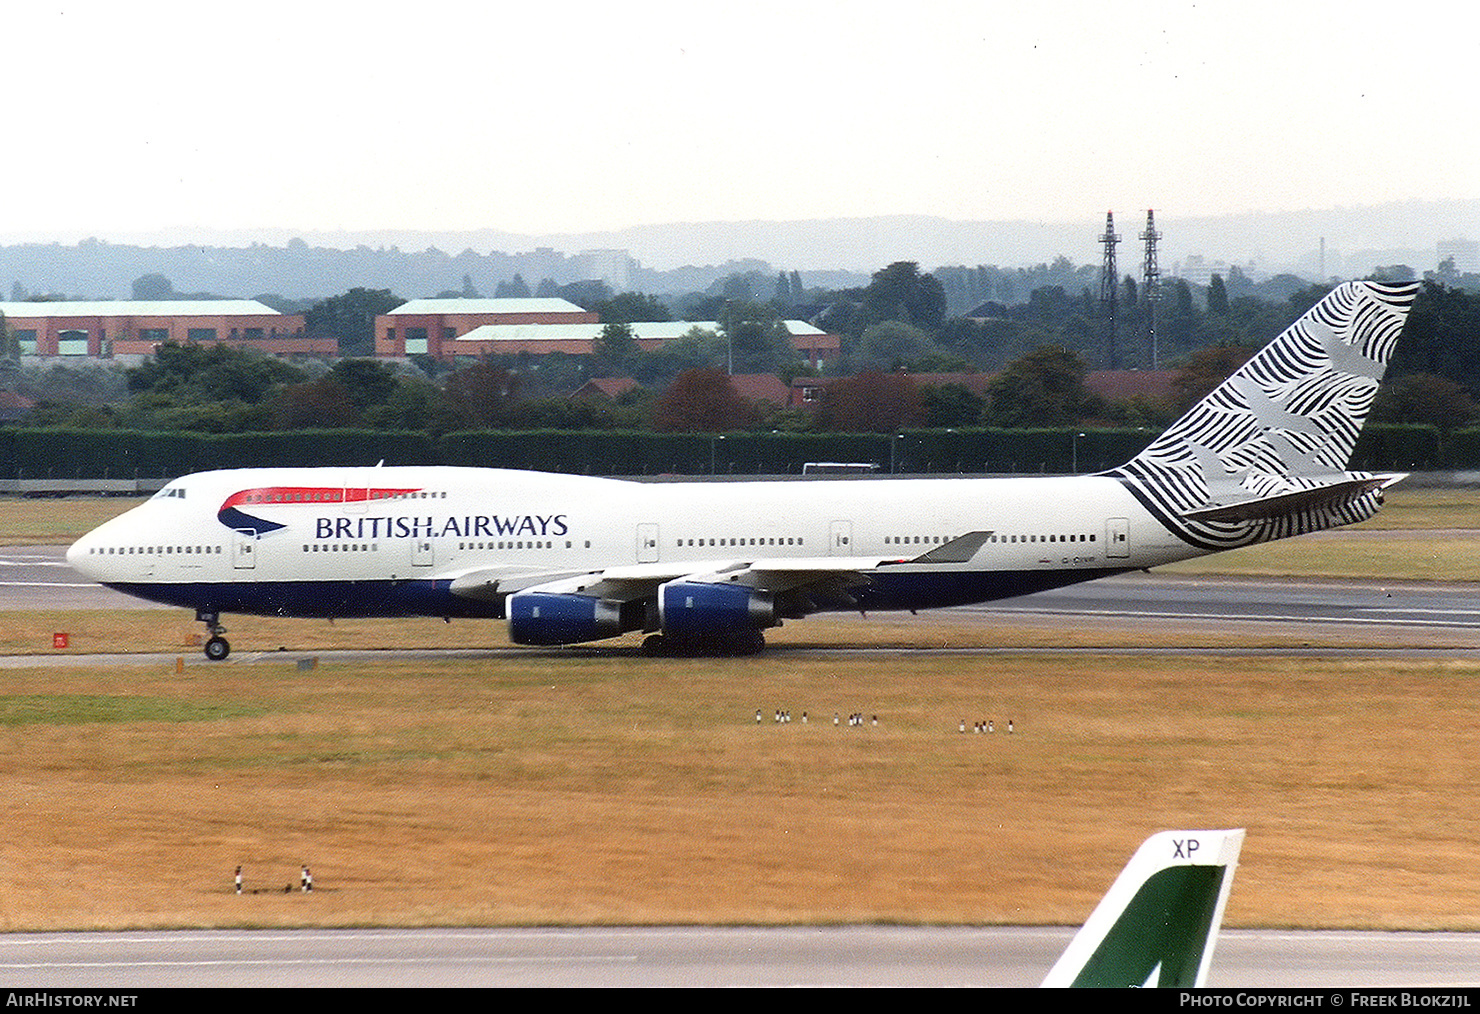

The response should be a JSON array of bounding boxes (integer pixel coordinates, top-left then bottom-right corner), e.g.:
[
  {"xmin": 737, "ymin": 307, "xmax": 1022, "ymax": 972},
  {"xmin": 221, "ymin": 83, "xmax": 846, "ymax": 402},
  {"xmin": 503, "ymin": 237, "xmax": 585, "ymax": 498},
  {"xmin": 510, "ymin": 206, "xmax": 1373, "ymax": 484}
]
[
  {"xmin": 971, "ymin": 571, "xmax": 1480, "ymax": 633},
  {"xmin": 2, "ymin": 926, "xmax": 1479, "ymax": 988},
  {"xmin": 8, "ymin": 545, "xmax": 1480, "ymax": 658}
]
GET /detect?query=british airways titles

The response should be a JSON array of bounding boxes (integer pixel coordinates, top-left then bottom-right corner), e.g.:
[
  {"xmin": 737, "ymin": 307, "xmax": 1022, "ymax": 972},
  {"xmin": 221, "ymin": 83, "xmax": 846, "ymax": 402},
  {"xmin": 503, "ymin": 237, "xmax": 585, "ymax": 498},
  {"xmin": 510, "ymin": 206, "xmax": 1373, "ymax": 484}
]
[
  {"xmin": 312, "ymin": 513, "xmax": 571, "ymax": 541},
  {"xmin": 218, "ymin": 486, "xmax": 572, "ymax": 542}
]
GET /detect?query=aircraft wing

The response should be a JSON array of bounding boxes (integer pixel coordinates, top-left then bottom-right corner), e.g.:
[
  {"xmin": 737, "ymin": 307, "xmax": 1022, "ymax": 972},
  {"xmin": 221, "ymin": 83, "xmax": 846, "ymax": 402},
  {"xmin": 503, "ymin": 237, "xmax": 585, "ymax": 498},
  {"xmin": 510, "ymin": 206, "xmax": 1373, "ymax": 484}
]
[
  {"xmin": 583, "ymin": 554, "xmax": 905, "ymax": 601},
  {"xmin": 446, "ymin": 564, "xmax": 591, "ymax": 602},
  {"xmin": 495, "ymin": 554, "xmax": 907, "ymax": 647},
  {"xmin": 465, "ymin": 533, "xmax": 1002, "ymax": 651},
  {"xmin": 447, "ymin": 557, "xmax": 892, "ymax": 609},
  {"xmin": 490, "ymin": 531, "xmax": 996, "ymax": 608}
]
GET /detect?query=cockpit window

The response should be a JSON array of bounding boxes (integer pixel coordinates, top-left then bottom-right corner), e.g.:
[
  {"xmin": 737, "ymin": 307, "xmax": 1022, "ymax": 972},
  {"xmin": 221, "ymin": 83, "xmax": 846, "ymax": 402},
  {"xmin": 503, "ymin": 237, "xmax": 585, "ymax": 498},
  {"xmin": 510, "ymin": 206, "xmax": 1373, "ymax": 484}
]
[{"xmin": 152, "ymin": 486, "xmax": 186, "ymax": 500}]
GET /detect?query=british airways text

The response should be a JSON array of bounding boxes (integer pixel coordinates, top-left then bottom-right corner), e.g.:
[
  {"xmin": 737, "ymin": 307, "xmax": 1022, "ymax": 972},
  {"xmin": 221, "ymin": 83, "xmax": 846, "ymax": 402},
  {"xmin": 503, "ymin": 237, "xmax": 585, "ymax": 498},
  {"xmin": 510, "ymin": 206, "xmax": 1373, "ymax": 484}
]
[{"xmin": 314, "ymin": 515, "xmax": 569, "ymax": 540}]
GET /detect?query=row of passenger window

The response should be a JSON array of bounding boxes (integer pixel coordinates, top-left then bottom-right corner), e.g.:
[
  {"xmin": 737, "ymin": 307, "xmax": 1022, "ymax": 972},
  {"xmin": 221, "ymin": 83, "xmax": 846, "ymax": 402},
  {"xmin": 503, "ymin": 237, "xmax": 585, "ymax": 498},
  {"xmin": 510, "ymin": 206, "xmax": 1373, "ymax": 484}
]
[
  {"xmin": 248, "ymin": 489, "xmax": 448, "ymax": 504},
  {"xmin": 85, "ymin": 545, "xmax": 220, "ymax": 555},
  {"xmin": 457, "ymin": 540, "xmax": 568, "ymax": 551},
  {"xmin": 989, "ymin": 533, "xmax": 1096, "ymax": 543},
  {"xmin": 676, "ymin": 537, "xmax": 805, "ymax": 548},
  {"xmin": 296, "ymin": 540, "xmax": 599, "ymax": 553}
]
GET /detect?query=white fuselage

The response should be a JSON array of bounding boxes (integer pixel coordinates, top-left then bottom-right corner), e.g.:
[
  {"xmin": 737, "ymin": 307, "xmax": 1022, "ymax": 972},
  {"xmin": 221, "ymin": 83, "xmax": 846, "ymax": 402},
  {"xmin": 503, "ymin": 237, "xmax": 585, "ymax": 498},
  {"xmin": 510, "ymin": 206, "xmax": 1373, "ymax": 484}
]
[{"xmin": 66, "ymin": 464, "xmax": 1201, "ymax": 620}]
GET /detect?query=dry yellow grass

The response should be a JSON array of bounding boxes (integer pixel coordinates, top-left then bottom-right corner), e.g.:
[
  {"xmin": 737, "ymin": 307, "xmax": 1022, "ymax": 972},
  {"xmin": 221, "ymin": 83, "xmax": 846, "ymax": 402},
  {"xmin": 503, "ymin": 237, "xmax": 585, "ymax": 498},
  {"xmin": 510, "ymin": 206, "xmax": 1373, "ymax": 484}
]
[
  {"xmin": 2, "ymin": 649, "xmax": 1478, "ymax": 932},
  {"xmin": 1159, "ymin": 531, "xmax": 1480, "ymax": 581},
  {"xmin": 0, "ymin": 496, "xmax": 149, "ymax": 545},
  {"xmin": 1352, "ymin": 487, "xmax": 1480, "ymax": 530}
]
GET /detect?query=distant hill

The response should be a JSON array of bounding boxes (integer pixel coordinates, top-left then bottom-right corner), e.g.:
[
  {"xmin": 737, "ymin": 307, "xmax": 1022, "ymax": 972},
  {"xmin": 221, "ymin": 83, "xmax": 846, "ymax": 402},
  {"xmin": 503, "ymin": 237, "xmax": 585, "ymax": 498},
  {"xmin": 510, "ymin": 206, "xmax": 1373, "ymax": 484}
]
[
  {"xmin": 0, "ymin": 198, "xmax": 1474, "ymax": 302},
  {"xmin": 552, "ymin": 198, "xmax": 1480, "ymax": 277},
  {"xmin": 0, "ymin": 238, "xmax": 861, "ymax": 305}
]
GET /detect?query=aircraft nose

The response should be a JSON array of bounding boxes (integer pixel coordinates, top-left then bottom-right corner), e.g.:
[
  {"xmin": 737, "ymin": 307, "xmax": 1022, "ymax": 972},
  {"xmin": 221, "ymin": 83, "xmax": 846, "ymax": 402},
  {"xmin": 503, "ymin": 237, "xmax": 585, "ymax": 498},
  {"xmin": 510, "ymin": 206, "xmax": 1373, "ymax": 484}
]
[{"xmin": 66, "ymin": 535, "xmax": 96, "ymax": 579}]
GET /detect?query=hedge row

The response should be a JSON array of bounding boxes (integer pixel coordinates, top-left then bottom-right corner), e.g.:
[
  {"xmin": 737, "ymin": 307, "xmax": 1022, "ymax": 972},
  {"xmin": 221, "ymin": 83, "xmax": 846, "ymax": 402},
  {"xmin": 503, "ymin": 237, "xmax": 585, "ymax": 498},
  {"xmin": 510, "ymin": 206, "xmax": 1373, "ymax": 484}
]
[{"xmin": 0, "ymin": 423, "xmax": 1460, "ymax": 480}]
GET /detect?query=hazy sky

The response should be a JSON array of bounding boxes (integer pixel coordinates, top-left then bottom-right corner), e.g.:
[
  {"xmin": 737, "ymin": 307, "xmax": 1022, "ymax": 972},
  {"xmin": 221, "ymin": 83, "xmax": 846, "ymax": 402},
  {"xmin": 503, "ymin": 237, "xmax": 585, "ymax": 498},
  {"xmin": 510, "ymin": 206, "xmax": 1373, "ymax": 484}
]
[{"xmin": 7, "ymin": 1, "xmax": 1474, "ymax": 244}]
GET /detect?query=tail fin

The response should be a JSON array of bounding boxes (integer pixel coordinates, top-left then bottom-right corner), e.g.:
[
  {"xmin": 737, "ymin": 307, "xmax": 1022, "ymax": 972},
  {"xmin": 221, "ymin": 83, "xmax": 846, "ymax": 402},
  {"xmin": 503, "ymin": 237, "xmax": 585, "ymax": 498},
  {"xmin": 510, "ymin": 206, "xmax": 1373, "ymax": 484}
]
[
  {"xmin": 1109, "ymin": 280, "xmax": 1419, "ymax": 549},
  {"xmin": 1041, "ymin": 828, "xmax": 1244, "ymax": 988}
]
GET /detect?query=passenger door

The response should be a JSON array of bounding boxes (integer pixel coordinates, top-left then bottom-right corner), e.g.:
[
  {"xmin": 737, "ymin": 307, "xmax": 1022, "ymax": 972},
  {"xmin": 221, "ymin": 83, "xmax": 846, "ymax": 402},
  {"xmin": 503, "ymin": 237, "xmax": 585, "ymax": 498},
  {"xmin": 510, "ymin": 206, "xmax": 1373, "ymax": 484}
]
[
  {"xmin": 829, "ymin": 520, "xmax": 853, "ymax": 556},
  {"xmin": 233, "ymin": 530, "xmax": 257, "ymax": 570},
  {"xmin": 637, "ymin": 523, "xmax": 660, "ymax": 563}
]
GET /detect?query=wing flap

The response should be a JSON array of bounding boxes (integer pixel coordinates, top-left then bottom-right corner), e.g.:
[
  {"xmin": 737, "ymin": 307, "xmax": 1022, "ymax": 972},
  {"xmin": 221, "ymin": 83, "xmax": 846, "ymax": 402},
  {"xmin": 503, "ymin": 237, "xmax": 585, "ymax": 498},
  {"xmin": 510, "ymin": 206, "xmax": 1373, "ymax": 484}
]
[{"xmin": 447, "ymin": 565, "xmax": 588, "ymax": 601}]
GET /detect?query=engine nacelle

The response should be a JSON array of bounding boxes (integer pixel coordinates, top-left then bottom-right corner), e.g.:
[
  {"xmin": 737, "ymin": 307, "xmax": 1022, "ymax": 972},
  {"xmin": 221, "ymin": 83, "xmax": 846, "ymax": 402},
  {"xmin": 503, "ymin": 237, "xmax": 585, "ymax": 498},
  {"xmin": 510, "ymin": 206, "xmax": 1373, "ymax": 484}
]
[
  {"xmin": 507, "ymin": 591, "xmax": 624, "ymax": 645},
  {"xmin": 658, "ymin": 580, "xmax": 776, "ymax": 639}
]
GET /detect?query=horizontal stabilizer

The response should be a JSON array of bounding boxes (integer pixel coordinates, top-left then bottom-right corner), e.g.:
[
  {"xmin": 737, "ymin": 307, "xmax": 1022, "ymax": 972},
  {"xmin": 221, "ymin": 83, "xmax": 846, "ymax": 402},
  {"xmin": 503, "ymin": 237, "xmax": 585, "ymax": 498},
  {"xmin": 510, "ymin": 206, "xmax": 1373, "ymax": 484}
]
[{"xmin": 1181, "ymin": 474, "xmax": 1404, "ymax": 524}]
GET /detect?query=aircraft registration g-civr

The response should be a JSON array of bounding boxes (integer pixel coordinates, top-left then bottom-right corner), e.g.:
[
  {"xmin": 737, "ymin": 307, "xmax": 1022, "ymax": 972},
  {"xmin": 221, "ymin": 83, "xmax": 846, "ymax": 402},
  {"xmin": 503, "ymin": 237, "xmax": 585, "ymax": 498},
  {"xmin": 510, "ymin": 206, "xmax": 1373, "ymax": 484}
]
[{"xmin": 69, "ymin": 280, "xmax": 1418, "ymax": 660}]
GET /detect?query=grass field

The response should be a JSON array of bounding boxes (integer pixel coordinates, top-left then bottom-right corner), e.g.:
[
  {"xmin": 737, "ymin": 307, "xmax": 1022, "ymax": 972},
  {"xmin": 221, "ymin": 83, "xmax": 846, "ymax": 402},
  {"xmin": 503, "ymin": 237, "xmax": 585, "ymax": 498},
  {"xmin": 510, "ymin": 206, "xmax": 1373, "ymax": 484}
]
[
  {"xmin": 3, "ymin": 650, "xmax": 1480, "ymax": 932},
  {"xmin": 2, "ymin": 488, "xmax": 1479, "ymax": 933},
  {"xmin": 0, "ymin": 495, "xmax": 150, "ymax": 546},
  {"xmin": 1345, "ymin": 487, "xmax": 1480, "ymax": 531},
  {"xmin": 1158, "ymin": 531, "xmax": 1480, "ymax": 581}
]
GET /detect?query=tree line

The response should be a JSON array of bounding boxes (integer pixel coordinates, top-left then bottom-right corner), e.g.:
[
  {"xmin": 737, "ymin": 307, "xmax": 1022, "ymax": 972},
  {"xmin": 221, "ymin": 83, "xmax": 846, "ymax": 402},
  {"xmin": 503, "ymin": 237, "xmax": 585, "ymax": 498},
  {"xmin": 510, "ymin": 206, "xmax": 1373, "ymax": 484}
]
[{"xmin": 4, "ymin": 261, "xmax": 1479, "ymax": 438}]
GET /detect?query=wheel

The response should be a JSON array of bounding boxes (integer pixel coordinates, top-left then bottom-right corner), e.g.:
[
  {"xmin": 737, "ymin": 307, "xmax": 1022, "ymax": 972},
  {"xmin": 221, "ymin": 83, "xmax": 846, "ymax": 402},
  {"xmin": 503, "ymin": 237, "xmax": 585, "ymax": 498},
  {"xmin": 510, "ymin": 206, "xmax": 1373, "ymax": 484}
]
[
  {"xmin": 204, "ymin": 636, "xmax": 231, "ymax": 661},
  {"xmin": 644, "ymin": 631, "xmax": 766, "ymax": 657},
  {"xmin": 644, "ymin": 634, "xmax": 702, "ymax": 657},
  {"xmin": 730, "ymin": 630, "xmax": 766, "ymax": 656}
]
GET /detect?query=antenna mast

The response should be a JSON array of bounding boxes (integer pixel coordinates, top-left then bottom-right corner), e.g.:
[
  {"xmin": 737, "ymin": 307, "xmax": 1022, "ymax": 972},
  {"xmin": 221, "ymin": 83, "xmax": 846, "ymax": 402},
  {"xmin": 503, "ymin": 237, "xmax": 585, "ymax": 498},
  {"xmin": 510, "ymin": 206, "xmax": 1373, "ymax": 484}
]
[
  {"xmin": 1140, "ymin": 209, "xmax": 1162, "ymax": 369},
  {"xmin": 1098, "ymin": 211, "xmax": 1122, "ymax": 369}
]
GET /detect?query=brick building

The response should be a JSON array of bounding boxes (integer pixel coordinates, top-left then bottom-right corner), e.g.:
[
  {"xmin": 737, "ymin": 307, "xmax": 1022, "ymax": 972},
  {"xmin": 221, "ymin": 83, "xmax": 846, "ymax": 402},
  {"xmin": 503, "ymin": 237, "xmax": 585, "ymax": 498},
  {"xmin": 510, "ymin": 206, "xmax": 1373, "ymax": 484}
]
[
  {"xmin": 379, "ymin": 306, "xmax": 840, "ymax": 371},
  {"xmin": 0, "ymin": 300, "xmax": 321, "ymax": 357},
  {"xmin": 374, "ymin": 298, "xmax": 599, "ymax": 357}
]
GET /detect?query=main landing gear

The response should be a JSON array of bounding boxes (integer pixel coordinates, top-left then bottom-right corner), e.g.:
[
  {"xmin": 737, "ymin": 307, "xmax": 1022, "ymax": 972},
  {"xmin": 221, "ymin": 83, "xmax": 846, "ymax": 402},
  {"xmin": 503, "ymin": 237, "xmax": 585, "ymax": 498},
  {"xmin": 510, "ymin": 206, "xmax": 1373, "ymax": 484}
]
[
  {"xmin": 641, "ymin": 630, "xmax": 767, "ymax": 657},
  {"xmin": 196, "ymin": 609, "xmax": 230, "ymax": 661}
]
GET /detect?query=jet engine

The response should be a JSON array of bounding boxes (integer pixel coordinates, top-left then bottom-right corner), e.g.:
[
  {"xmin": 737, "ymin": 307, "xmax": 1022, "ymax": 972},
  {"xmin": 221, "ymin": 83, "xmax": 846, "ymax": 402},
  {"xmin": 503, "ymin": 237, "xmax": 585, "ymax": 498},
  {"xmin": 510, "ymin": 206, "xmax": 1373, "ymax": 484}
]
[
  {"xmin": 657, "ymin": 580, "xmax": 777, "ymax": 640},
  {"xmin": 506, "ymin": 591, "xmax": 624, "ymax": 645}
]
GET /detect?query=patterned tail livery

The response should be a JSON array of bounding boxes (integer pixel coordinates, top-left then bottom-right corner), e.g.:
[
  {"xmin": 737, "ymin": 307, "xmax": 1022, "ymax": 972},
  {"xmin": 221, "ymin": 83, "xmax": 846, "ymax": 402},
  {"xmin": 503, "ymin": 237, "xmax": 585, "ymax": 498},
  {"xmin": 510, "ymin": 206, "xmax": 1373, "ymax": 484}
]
[{"xmin": 1109, "ymin": 280, "xmax": 1420, "ymax": 551}]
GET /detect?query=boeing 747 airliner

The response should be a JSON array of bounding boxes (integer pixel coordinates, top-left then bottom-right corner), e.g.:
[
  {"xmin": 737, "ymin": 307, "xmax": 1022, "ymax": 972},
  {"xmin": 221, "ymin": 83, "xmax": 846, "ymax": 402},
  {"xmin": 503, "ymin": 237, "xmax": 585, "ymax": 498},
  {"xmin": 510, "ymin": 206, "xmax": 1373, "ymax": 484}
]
[{"xmin": 68, "ymin": 280, "xmax": 1418, "ymax": 658}]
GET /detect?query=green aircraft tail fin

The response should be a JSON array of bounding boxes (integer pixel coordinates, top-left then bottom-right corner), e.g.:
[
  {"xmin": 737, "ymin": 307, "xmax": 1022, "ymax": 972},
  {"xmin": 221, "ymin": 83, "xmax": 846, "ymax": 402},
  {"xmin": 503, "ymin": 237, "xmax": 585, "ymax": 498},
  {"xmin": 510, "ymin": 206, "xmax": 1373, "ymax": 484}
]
[{"xmin": 1041, "ymin": 828, "xmax": 1244, "ymax": 988}]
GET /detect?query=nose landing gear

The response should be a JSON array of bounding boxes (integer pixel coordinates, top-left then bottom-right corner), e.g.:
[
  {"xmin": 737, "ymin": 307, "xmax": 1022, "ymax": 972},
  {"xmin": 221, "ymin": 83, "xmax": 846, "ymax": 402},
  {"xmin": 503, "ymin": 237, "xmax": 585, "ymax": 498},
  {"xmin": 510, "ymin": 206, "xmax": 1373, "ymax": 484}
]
[{"xmin": 196, "ymin": 609, "xmax": 230, "ymax": 661}]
